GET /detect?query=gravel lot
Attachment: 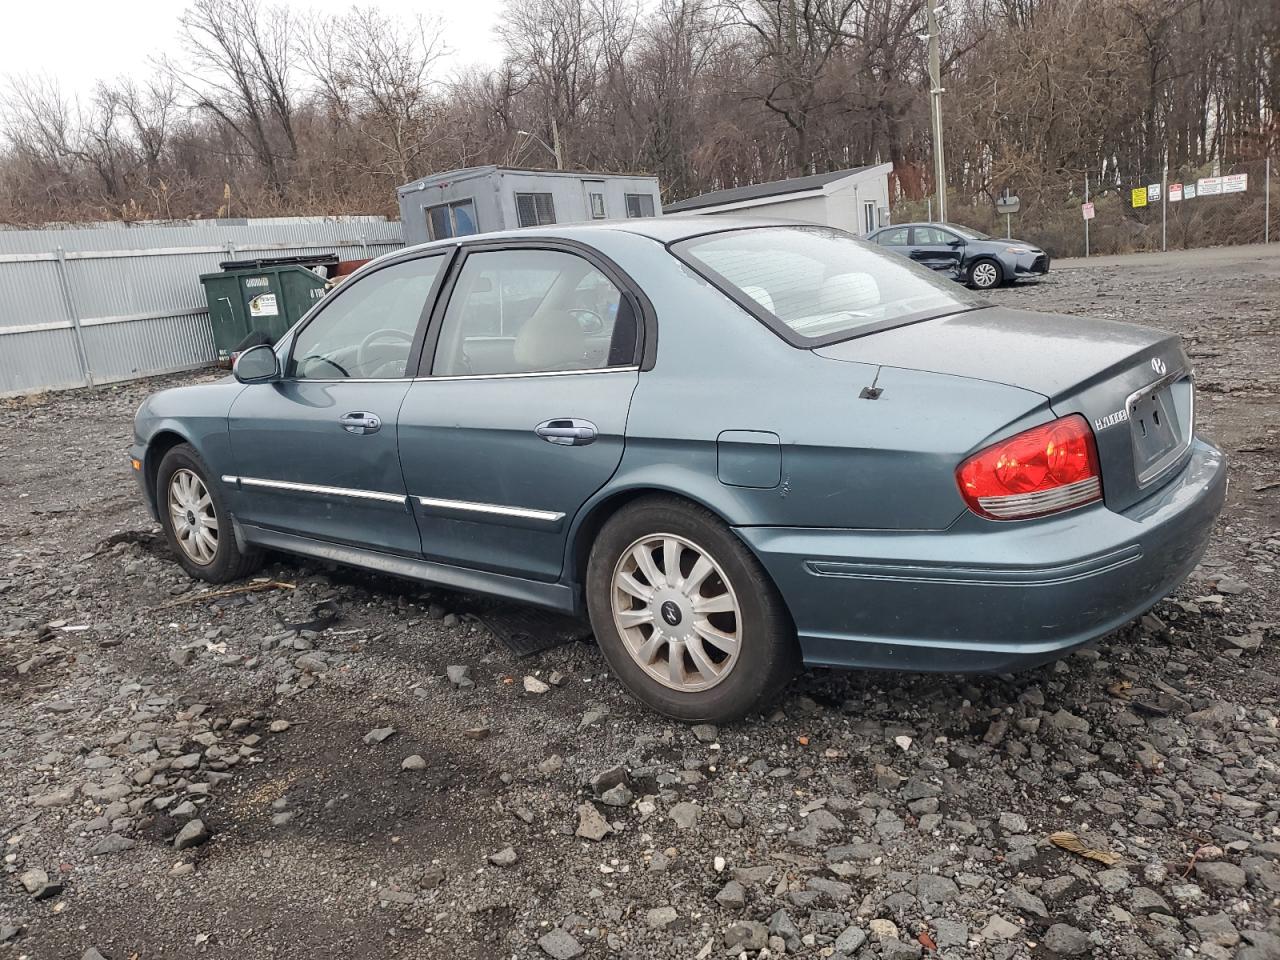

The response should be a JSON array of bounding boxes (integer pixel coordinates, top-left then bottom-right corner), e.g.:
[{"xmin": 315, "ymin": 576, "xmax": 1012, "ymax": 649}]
[{"xmin": 2, "ymin": 245, "xmax": 1279, "ymax": 960}]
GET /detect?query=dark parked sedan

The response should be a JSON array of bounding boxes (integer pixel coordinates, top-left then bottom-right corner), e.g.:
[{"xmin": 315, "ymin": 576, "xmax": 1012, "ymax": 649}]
[
  {"xmin": 868, "ymin": 221, "xmax": 1050, "ymax": 289},
  {"xmin": 130, "ymin": 218, "xmax": 1224, "ymax": 722}
]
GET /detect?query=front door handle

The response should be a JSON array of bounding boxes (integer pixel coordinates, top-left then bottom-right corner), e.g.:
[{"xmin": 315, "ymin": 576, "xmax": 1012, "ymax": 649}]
[
  {"xmin": 535, "ymin": 418, "xmax": 597, "ymax": 446},
  {"xmin": 339, "ymin": 412, "xmax": 382, "ymax": 435}
]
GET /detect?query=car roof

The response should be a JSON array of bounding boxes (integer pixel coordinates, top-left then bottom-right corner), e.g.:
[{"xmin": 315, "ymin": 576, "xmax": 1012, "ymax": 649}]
[
  {"xmin": 873, "ymin": 222, "xmax": 946, "ymax": 230},
  {"xmin": 385, "ymin": 214, "xmax": 822, "ymax": 261}
]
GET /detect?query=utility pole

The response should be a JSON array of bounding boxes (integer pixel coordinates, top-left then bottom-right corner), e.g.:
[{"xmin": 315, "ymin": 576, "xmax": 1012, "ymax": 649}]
[
  {"xmin": 1161, "ymin": 163, "xmax": 1168, "ymax": 252},
  {"xmin": 550, "ymin": 118, "xmax": 565, "ymax": 170},
  {"xmin": 925, "ymin": 0, "xmax": 947, "ymax": 223},
  {"xmin": 516, "ymin": 127, "xmax": 564, "ymax": 170},
  {"xmin": 1084, "ymin": 172, "xmax": 1090, "ymax": 258}
]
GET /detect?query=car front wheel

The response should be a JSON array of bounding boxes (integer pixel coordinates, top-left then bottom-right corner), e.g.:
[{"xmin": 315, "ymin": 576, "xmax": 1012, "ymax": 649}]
[
  {"xmin": 968, "ymin": 258, "xmax": 1003, "ymax": 289},
  {"xmin": 586, "ymin": 496, "xmax": 797, "ymax": 722},
  {"xmin": 156, "ymin": 443, "xmax": 262, "ymax": 583}
]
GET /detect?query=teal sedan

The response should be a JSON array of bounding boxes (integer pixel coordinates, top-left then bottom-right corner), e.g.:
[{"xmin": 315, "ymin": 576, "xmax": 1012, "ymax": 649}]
[{"xmin": 131, "ymin": 218, "xmax": 1225, "ymax": 722}]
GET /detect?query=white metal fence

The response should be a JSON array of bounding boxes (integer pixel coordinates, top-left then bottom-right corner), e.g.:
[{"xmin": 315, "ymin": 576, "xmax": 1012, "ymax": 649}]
[{"xmin": 0, "ymin": 216, "xmax": 405, "ymax": 397}]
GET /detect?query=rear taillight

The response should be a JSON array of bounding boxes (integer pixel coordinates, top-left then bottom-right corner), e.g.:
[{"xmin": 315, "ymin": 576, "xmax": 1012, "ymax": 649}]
[{"xmin": 957, "ymin": 414, "xmax": 1102, "ymax": 520}]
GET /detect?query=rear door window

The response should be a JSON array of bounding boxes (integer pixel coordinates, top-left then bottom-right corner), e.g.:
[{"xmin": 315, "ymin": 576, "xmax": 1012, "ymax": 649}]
[
  {"xmin": 431, "ymin": 248, "xmax": 638, "ymax": 376},
  {"xmin": 875, "ymin": 227, "xmax": 909, "ymax": 246}
]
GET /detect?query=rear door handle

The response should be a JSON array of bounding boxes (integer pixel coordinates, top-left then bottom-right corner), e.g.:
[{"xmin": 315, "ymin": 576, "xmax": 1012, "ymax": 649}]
[
  {"xmin": 339, "ymin": 412, "xmax": 381, "ymax": 435},
  {"xmin": 535, "ymin": 418, "xmax": 597, "ymax": 446}
]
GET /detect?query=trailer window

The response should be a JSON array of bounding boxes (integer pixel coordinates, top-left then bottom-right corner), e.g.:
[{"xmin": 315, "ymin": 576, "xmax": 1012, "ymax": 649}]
[
  {"xmin": 515, "ymin": 193, "xmax": 557, "ymax": 227},
  {"xmin": 426, "ymin": 199, "xmax": 478, "ymax": 240}
]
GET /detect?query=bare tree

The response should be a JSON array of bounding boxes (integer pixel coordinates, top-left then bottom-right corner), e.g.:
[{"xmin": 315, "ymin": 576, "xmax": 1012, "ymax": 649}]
[
  {"xmin": 723, "ymin": 0, "xmax": 861, "ymax": 170},
  {"xmin": 301, "ymin": 8, "xmax": 447, "ymax": 185},
  {"xmin": 0, "ymin": 0, "xmax": 1273, "ymax": 246},
  {"xmin": 171, "ymin": 0, "xmax": 298, "ymax": 196},
  {"xmin": 499, "ymin": 0, "xmax": 608, "ymax": 166}
]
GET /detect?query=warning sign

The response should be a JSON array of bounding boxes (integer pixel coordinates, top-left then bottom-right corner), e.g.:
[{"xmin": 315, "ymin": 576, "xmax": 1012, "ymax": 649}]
[
  {"xmin": 1131, "ymin": 187, "xmax": 1148, "ymax": 208},
  {"xmin": 1081, "ymin": 202, "xmax": 1095, "ymax": 220},
  {"xmin": 1147, "ymin": 183, "xmax": 1161, "ymax": 202},
  {"xmin": 1197, "ymin": 176, "xmax": 1223, "ymax": 196},
  {"xmin": 1223, "ymin": 173, "xmax": 1248, "ymax": 193},
  {"xmin": 249, "ymin": 293, "xmax": 279, "ymax": 317},
  {"xmin": 1169, "ymin": 183, "xmax": 1183, "ymax": 201}
]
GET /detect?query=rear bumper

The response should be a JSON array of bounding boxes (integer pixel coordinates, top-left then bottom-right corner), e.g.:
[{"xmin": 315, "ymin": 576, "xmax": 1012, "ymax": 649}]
[{"xmin": 736, "ymin": 438, "xmax": 1225, "ymax": 673}]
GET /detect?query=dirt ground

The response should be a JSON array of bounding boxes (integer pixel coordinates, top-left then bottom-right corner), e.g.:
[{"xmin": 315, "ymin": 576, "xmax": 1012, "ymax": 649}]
[{"xmin": 2, "ymin": 245, "xmax": 1278, "ymax": 960}]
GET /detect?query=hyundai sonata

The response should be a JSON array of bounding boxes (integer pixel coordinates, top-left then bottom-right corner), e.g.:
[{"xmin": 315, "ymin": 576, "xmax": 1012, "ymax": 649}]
[{"xmin": 130, "ymin": 218, "xmax": 1226, "ymax": 721}]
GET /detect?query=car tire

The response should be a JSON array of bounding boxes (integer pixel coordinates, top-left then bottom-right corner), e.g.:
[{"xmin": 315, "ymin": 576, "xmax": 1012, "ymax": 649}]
[
  {"xmin": 967, "ymin": 257, "xmax": 1003, "ymax": 290},
  {"xmin": 585, "ymin": 496, "xmax": 798, "ymax": 722},
  {"xmin": 156, "ymin": 443, "xmax": 262, "ymax": 583}
]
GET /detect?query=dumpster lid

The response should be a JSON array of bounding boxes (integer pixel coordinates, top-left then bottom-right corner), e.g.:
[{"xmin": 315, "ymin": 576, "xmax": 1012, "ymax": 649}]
[{"xmin": 217, "ymin": 253, "xmax": 340, "ymax": 271}]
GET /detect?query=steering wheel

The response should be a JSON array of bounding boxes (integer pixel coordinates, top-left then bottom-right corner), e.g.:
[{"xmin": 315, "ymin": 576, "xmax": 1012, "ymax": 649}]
[
  {"xmin": 357, "ymin": 328, "xmax": 414, "ymax": 377},
  {"xmin": 299, "ymin": 355, "xmax": 351, "ymax": 378},
  {"xmin": 568, "ymin": 308, "xmax": 605, "ymax": 334}
]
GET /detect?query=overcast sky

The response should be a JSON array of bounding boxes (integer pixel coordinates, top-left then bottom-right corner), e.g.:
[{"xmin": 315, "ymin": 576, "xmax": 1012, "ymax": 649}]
[{"xmin": 0, "ymin": 0, "xmax": 507, "ymax": 99}]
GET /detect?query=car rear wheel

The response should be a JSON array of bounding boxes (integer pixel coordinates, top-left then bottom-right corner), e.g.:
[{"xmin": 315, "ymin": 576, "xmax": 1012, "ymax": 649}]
[
  {"xmin": 586, "ymin": 496, "xmax": 798, "ymax": 722},
  {"xmin": 157, "ymin": 443, "xmax": 262, "ymax": 583},
  {"xmin": 968, "ymin": 258, "xmax": 1003, "ymax": 290}
]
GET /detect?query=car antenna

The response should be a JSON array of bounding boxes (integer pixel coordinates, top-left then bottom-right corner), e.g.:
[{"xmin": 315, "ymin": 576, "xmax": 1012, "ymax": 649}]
[{"xmin": 859, "ymin": 366, "xmax": 884, "ymax": 400}]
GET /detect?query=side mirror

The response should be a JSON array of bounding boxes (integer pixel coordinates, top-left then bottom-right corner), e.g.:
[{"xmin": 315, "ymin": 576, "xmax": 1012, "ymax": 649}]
[{"xmin": 233, "ymin": 343, "xmax": 280, "ymax": 383}]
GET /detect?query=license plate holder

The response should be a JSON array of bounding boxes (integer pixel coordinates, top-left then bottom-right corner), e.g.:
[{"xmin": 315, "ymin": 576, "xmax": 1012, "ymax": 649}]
[{"xmin": 1128, "ymin": 384, "xmax": 1181, "ymax": 482}]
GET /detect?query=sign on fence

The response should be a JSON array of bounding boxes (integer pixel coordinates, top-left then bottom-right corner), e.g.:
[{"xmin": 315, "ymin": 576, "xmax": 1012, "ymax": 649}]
[
  {"xmin": 1184, "ymin": 184, "xmax": 1197, "ymax": 199},
  {"xmin": 1131, "ymin": 187, "xmax": 1148, "ymax": 208},
  {"xmin": 1223, "ymin": 173, "xmax": 1248, "ymax": 194},
  {"xmin": 1147, "ymin": 183, "xmax": 1162, "ymax": 202},
  {"xmin": 1169, "ymin": 183, "xmax": 1183, "ymax": 201},
  {"xmin": 1198, "ymin": 176, "xmax": 1223, "ymax": 196},
  {"xmin": 1081, "ymin": 201, "xmax": 1095, "ymax": 220}
]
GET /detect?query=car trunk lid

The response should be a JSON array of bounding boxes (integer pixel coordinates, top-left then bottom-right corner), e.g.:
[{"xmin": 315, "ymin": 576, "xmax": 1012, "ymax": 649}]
[{"xmin": 814, "ymin": 306, "xmax": 1195, "ymax": 512}]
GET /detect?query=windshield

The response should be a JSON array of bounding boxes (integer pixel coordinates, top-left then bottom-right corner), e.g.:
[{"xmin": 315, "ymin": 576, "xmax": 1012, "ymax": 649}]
[
  {"xmin": 944, "ymin": 223, "xmax": 990, "ymax": 240},
  {"xmin": 673, "ymin": 226, "xmax": 981, "ymax": 343}
]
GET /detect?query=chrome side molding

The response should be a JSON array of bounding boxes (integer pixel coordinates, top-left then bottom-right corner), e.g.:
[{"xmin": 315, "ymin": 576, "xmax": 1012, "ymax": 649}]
[
  {"xmin": 221, "ymin": 475, "xmax": 407, "ymax": 504},
  {"xmin": 414, "ymin": 496, "xmax": 565, "ymax": 523}
]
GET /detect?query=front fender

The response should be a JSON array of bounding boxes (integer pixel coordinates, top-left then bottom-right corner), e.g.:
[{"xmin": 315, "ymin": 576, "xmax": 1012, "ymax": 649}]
[{"xmin": 132, "ymin": 380, "xmax": 244, "ymax": 512}]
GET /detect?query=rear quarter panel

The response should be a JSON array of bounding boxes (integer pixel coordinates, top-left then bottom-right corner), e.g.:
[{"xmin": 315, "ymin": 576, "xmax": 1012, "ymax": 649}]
[{"xmin": 578, "ymin": 231, "xmax": 1053, "ymax": 534}]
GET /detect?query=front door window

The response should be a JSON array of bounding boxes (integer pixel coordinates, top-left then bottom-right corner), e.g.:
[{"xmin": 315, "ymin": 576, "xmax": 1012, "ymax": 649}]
[
  {"xmin": 289, "ymin": 257, "xmax": 444, "ymax": 380},
  {"xmin": 911, "ymin": 226, "xmax": 956, "ymax": 245}
]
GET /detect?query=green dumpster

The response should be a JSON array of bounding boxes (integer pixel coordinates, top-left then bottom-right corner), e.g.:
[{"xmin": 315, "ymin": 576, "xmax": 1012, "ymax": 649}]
[{"xmin": 199, "ymin": 254, "xmax": 336, "ymax": 361}]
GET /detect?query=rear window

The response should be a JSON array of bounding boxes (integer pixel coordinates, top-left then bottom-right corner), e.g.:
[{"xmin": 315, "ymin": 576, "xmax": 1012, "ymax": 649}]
[{"xmin": 673, "ymin": 225, "xmax": 980, "ymax": 344}]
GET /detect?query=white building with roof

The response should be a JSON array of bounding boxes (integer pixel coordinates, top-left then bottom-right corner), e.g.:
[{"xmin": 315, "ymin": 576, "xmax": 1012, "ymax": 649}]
[{"xmin": 663, "ymin": 164, "xmax": 893, "ymax": 236}]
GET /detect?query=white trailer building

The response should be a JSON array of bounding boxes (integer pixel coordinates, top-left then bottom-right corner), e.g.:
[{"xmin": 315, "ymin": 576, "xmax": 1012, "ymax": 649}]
[
  {"xmin": 397, "ymin": 166, "xmax": 663, "ymax": 245},
  {"xmin": 662, "ymin": 164, "xmax": 893, "ymax": 236}
]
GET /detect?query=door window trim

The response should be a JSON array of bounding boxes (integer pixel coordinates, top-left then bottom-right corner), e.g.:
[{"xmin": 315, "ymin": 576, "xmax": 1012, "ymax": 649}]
[
  {"xmin": 415, "ymin": 237, "xmax": 657, "ymax": 379},
  {"xmin": 277, "ymin": 249, "xmax": 456, "ymax": 383}
]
